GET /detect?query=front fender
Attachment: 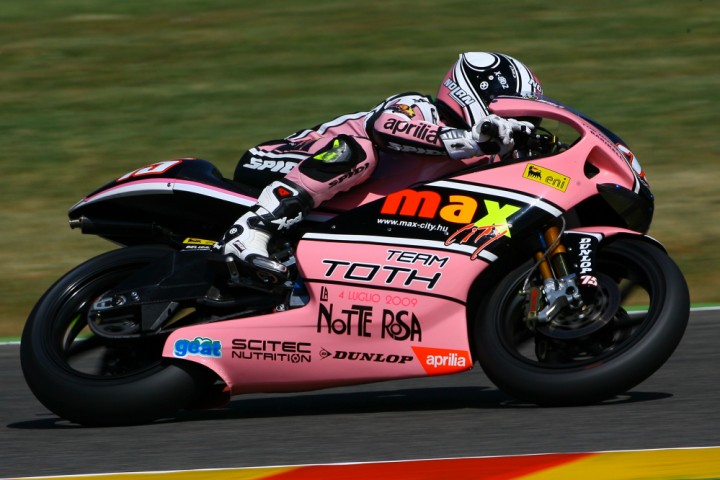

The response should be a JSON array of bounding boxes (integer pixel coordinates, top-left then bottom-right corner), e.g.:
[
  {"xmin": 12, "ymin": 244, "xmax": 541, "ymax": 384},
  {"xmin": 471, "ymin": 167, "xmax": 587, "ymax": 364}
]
[
  {"xmin": 563, "ymin": 227, "xmax": 666, "ymax": 284},
  {"xmin": 566, "ymin": 226, "xmax": 666, "ymax": 253}
]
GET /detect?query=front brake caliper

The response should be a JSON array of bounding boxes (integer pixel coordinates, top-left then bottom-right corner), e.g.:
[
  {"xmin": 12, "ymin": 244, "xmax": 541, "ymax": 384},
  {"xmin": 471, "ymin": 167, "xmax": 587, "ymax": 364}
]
[{"xmin": 537, "ymin": 275, "xmax": 583, "ymax": 325}]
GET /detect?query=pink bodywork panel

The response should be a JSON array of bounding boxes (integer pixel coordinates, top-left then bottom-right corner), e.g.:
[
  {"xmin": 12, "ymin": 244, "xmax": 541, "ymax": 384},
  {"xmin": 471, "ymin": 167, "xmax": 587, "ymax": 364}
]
[
  {"xmin": 161, "ymin": 98, "xmax": 644, "ymax": 394},
  {"xmin": 163, "ymin": 240, "xmax": 478, "ymax": 394}
]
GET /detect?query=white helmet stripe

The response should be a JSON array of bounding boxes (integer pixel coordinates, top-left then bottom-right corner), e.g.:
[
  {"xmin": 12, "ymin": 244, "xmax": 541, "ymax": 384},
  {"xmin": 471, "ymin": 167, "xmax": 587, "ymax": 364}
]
[
  {"xmin": 453, "ymin": 58, "xmax": 489, "ymax": 125},
  {"xmin": 517, "ymin": 62, "xmax": 532, "ymax": 93},
  {"xmin": 514, "ymin": 59, "xmax": 542, "ymax": 96}
]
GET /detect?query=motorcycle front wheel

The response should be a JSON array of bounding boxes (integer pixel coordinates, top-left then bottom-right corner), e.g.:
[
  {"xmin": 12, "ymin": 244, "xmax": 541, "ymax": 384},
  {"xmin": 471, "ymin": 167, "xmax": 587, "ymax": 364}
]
[
  {"xmin": 473, "ymin": 238, "xmax": 690, "ymax": 406},
  {"xmin": 21, "ymin": 246, "xmax": 216, "ymax": 426}
]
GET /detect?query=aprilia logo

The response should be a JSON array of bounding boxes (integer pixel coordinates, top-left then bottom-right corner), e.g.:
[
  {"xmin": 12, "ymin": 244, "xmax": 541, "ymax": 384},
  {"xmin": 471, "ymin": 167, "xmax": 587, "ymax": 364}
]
[
  {"xmin": 411, "ymin": 346, "xmax": 472, "ymax": 375},
  {"xmin": 382, "ymin": 118, "xmax": 440, "ymax": 143}
]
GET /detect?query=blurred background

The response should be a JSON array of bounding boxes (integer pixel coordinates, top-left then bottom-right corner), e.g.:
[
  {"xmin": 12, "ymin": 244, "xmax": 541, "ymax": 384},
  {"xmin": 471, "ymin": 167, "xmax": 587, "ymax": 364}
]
[{"xmin": 1, "ymin": 0, "xmax": 717, "ymax": 337}]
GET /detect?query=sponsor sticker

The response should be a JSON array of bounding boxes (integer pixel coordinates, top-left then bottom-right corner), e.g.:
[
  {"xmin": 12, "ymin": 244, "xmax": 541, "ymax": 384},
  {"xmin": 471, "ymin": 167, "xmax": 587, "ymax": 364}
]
[
  {"xmin": 242, "ymin": 157, "xmax": 298, "ymax": 173},
  {"xmin": 173, "ymin": 337, "xmax": 222, "ymax": 358},
  {"xmin": 444, "ymin": 199, "xmax": 521, "ymax": 260},
  {"xmin": 117, "ymin": 159, "xmax": 185, "ymax": 182},
  {"xmin": 322, "ymin": 259, "xmax": 441, "ymax": 290},
  {"xmin": 231, "ymin": 339, "xmax": 311, "ymax": 363},
  {"xmin": 522, "ymin": 164, "xmax": 570, "ymax": 192},
  {"xmin": 316, "ymin": 303, "xmax": 423, "ymax": 341},
  {"xmin": 389, "ymin": 103, "xmax": 416, "ymax": 118},
  {"xmin": 320, "ymin": 348, "xmax": 413, "ymax": 364},
  {"xmin": 412, "ymin": 346, "xmax": 472, "ymax": 375},
  {"xmin": 380, "ymin": 189, "xmax": 478, "ymax": 224},
  {"xmin": 183, "ymin": 237, "xmax": 216, "ymax": 246}
]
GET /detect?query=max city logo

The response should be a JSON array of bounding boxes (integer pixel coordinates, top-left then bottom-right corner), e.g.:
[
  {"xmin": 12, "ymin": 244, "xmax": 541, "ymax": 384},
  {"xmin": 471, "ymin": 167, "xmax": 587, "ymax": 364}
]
[
  {"xmin": 381, "ymin": 189, "xmax": 521, "ymax": 259},
  {"xmin": 444, "ymin": 199, "xmax": 520, "ymax": 260},
  {"xmin": 381, "ymin": 189, "xmax": 520, "ymax": 226}
]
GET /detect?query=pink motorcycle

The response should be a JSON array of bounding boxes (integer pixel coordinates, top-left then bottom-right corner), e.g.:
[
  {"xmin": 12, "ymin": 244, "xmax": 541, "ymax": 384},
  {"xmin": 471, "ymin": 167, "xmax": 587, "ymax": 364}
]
[{"xmin": 21, "ymin": 96, "xmax": 690, "ymax": 426}]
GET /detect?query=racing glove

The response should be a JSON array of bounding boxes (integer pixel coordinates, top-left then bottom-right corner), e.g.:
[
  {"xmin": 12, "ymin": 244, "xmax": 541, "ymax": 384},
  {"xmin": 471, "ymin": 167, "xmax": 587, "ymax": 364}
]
[{"xmin": 440, "ymin": 114, "xmax": 534, "ymax": 159}]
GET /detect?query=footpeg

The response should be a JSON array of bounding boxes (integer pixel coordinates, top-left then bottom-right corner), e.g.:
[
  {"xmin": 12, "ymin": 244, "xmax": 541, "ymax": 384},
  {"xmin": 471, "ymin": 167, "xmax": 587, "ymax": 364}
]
[
  {"xmin": 224, "ymin": 254, "xmax": 290, "ymax": 292},
  {"xmin": 248, "ymin": 255, "xmax": 288, "ymax": 281}
]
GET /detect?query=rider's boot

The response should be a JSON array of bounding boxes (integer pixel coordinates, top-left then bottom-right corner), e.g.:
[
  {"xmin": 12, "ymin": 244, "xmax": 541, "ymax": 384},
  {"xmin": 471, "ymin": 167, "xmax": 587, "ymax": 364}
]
[{"xmin": 220, "ymin": 179, "xmax": 313, "ymax": 279}]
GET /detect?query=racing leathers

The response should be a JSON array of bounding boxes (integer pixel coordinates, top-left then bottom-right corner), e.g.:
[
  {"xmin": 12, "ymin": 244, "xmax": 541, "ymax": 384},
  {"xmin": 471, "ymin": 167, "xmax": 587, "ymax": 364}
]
[{"xmin": 220, "ymin": 92, "xmax": 532, "ymax": 277}]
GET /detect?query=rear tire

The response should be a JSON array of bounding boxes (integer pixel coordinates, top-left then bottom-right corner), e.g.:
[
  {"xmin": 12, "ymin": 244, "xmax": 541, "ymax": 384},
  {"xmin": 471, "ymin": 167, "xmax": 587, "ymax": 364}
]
[
  {"xmin": 474, "ymin": 238, "xmax": 689, "ymax": 405},
  {"xmin": 21, "ymin": 246, "xmax": 215, "ymax": 426}
]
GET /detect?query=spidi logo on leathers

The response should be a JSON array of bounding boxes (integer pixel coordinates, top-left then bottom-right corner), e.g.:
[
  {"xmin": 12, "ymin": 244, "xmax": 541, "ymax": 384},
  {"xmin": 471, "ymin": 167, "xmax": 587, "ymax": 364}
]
[{"xmin": 411, "ymin": 346, "xmax": 472, "ymax": 375}]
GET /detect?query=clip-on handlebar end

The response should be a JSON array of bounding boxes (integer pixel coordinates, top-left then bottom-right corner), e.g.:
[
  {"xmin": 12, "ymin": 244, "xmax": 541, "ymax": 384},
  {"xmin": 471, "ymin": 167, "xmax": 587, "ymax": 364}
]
[
  {"xmin": 480, "ymin": 121, "xmax": 497, "ymax": 137},
  {"xmin": 481, "ymin": 120, "xmax": 531, "ymax": 149}
]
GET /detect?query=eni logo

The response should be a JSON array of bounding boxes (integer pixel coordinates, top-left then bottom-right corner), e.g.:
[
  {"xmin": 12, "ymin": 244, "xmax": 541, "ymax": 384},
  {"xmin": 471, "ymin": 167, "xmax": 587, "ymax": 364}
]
[{"xmin": 523, "ymin": 164, "xmax": 570, "ymax": 192}]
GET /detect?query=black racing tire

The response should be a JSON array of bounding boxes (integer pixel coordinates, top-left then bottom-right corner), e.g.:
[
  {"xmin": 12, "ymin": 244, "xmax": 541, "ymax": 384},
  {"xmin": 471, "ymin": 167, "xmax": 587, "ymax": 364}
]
[
  {"xmin": 474, "ymin": 238, "xmax": 690, "ymax": 406},
  {"xmin": 20, "ymin": 246, "xmax": 215, "ymax": 426}
]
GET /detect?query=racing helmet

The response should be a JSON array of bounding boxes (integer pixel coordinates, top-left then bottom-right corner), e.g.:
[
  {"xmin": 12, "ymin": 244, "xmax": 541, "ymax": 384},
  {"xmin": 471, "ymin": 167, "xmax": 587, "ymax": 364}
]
[{"xmin": 436, "ymin": 52, "xmax": 543, "ymax": 127}]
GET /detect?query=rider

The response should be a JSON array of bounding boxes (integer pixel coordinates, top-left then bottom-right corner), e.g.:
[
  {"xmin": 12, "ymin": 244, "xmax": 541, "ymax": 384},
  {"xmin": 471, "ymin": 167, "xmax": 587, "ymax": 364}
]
[{"xmin": 219, "ymin": 52, "xmax": 543, "ymax": 277}]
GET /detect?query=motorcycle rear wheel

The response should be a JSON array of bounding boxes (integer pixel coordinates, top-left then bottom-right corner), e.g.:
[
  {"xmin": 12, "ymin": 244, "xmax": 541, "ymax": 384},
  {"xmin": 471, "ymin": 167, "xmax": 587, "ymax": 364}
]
[
  {"xmin": 21, "ymin": 246, "xmax": 215, "ymax": 426},
  {"xmin": 474, "ymin": 238, "xmax": 689, "ymax": 406}
]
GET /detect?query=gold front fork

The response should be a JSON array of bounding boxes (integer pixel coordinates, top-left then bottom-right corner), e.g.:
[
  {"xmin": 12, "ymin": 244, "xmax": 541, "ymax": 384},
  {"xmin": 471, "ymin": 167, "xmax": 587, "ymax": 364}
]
[
  {"xmin": 526, "ymin": 225, "xmax": 573, "ymax": 327},
  {"xmin": 534, "ymin": 226, "xmax": 571, "ymax": 281}
]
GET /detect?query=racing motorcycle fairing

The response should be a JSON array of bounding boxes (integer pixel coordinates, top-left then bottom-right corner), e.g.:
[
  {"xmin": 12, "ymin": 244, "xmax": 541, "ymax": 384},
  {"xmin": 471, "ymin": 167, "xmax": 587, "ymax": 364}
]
[
  {"xmin": 73, "ymin": 98, "xmax": 659, "ymax": 391},
  {"xmin": 560, "ymin": 226, "xmax": 665, "ymax": 287},
  {"xmin": 162, "ymin": 242, "xmax": 475, "ymax": 394},
  {"xmin": 162, "ymin": 100, "xmax": 661, "ymax": 391},
  {"xmin": 69, "ymin": 158, "xmax": 259, "ymax": 245}
]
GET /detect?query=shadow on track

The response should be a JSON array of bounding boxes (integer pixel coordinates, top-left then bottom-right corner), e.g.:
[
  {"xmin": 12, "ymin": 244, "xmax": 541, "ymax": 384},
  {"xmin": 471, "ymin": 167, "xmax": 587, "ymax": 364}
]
[{"xmin": 7, "ymin": 386, "xmax": 672, "ymax": 429}]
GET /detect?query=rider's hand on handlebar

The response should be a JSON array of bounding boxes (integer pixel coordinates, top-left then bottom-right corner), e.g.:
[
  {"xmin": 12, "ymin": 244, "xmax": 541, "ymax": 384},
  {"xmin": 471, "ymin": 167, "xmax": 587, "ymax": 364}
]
[
  {"xmin": 439, "ymin": 115, "xmax": 535, "ymax": 160},
  {"xmin": 472, "ymin": 114, "xmax": 535, "ymax": 156}
]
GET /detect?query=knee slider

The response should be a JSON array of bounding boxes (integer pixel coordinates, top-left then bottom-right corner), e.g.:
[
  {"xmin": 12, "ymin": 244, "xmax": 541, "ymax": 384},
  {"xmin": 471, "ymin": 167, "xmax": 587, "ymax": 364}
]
[{"xmin": 298, "ymin": 135, "xmax": 367, "ymax": 182}]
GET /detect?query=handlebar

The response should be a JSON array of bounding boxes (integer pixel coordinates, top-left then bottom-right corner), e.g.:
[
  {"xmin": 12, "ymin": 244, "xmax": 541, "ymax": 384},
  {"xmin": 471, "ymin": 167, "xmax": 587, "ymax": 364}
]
[
  {"xmin": 480, "ymin": 120, "xmax": 532, "ymax": 148},
  {"xmin": 480, "ymin": 120, "xmax": 564, "ymax": 158},
  {"xmin": 479, "ymin": 121, "xmax": 498, "ymax": 137}
]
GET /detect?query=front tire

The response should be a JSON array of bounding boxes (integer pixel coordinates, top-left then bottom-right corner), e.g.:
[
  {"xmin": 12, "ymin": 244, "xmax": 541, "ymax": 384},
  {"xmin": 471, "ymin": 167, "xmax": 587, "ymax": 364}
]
[
  {"xmin": 21, "ymin": 246, "xmax": 214, "ymax": 426},
  {"xmin": 474, "ymin": 238, "xmax": 690, "ymax": 405}
]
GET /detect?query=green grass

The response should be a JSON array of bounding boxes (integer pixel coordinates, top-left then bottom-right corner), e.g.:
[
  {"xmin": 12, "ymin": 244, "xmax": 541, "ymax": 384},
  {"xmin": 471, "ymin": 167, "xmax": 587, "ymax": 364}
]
[{"xmin": 2, "ymin": 0, "xmax": 719, "ymax": 336}]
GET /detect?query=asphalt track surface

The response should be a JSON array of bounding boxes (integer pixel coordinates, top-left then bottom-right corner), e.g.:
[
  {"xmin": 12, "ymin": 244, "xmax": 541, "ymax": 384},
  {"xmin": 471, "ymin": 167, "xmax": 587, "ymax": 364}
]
[{"xmin": 2, "ymin": 310, "xmax": 718, "ymax": 479}]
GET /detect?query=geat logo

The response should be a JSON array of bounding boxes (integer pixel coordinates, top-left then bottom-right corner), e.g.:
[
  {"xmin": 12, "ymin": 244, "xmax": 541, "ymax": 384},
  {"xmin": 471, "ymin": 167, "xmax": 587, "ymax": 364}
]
[
  {"xmin": 174, "ymin": 337, "xmax": 222, "ymax": 358},
  {"xmin": 522, "ymin": 164, "xmax": 570, "ymax": 192}
]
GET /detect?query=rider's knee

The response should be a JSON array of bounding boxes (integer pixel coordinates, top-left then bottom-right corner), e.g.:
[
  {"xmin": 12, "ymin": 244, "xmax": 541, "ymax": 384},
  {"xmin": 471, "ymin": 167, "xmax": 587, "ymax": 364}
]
[{"xmin": 298, "ymin": 135, "xmax": 369, "ymax": 182}]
